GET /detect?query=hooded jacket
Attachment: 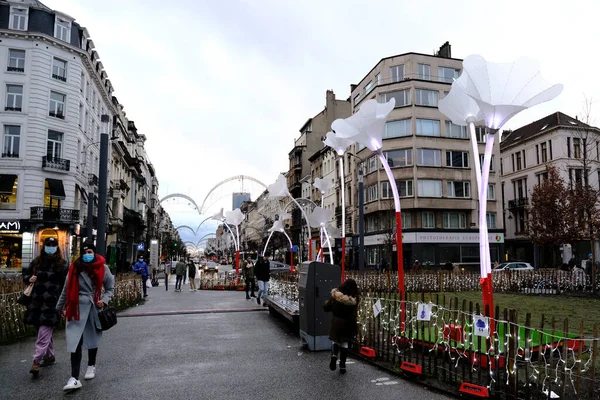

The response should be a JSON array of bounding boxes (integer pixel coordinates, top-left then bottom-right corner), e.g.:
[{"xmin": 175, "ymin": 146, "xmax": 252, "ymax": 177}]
[{"xmin": 323, "ymin": 289, "xmax": 359, "ymax": 343}]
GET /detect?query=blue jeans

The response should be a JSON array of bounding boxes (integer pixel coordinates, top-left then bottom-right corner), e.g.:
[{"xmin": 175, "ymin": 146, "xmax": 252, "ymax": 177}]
[{"xmin": 257, "ymin": 280, "xmax": 269, "ymax": 299}]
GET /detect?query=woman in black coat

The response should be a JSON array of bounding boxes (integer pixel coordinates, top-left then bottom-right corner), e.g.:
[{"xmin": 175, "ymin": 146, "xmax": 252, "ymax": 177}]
[
  {"xmin": 323, "ymin": 279, "xmax": 360, "ymax": 374},
  {"xmin": 22, "ymin": 237, "xmax": 67, "ymax": 377}
]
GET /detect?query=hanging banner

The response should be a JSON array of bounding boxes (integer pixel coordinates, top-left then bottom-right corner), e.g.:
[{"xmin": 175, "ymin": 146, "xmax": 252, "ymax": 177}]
[
  {"xmin": 417, "ymin": 303, "xmax": 432, "ymax": 321},
  {"xmin": 372, "ymin": 299, "xmax": 382, "ymax": 318},
  {"xmin": 473, "ymin": 314, "xmax": 490, "ymax": 337}
]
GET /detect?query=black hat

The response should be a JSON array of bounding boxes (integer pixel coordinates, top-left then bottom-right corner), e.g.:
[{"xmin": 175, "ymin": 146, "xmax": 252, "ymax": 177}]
[
  {"xmin": 44, "ymin": 237, "xmax": 58, "ymax": 246},
  {"xmin": 82, "ymin": 241, "xmax": 96, "ymax": 253}
]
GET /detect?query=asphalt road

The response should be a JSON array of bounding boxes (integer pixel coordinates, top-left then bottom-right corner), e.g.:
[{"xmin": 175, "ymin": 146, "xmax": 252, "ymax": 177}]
[{"xmin": 0, "ymin": 277, "xmax": 454, "ymax": 400}]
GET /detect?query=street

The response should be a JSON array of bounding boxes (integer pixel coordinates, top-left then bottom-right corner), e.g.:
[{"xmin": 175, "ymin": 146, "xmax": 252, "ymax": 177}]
[{"xmin": 0, "ymin": 277, "xmax": 453, "ymax": 400}]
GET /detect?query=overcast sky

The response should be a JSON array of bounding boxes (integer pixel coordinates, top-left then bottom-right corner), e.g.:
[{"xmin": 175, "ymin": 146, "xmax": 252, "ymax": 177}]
[{"xmin": 43, "ymin": 0, "xmax": 600, "ymax": 246}]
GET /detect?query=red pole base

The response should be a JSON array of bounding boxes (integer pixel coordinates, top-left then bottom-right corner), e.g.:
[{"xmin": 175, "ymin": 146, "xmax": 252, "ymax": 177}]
[
  {"xmin": 396, "ymin": 211, "xmax": 406, "ymax": 332},
  {"xmin": 479, "ymin": 273, "xmax": 495, "ymax": 336},
  {"xmin": 341, "ymin": 239, "xmax": 346, "ymax": 283},
  {"xmin": 290, "ymin": 246, "xmax": 294, "ymax": 271},
  {"xmin": 235, "ymin": 250, "xmax": 240, "ymax": 285}
]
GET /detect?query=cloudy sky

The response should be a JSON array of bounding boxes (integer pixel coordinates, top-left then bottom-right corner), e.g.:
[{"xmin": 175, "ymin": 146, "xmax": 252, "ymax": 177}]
[{"xmin": 43, "ymin": 0, "xmax": 600, "ymax": 245}]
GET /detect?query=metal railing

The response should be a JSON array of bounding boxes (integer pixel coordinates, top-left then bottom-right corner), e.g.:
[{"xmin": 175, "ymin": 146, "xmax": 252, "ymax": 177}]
[
  {"xmin": 30, "ymin": 207, "xmax": 80, "ymax": 222},
  {"xmin": 42, "ymin": 156, "xmax": 70, "ymax": 171}
]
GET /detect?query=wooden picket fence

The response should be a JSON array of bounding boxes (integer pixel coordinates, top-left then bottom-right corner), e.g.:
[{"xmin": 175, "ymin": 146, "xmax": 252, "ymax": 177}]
[
  {"xmin": 357, "ymin": 292, "xmax": 600, "ymax": 399},
  {"xmin": 0, "ymin": 273, "xmax": 142, "ymax": 344}
]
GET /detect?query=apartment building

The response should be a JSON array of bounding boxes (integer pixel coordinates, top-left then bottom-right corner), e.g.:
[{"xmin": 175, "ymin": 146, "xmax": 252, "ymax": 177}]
[
  {"xmin": 499, "ymin": 111, "xmax": 600, "ymax": 266},
  {"xmin": 287, "ymin": 90, "xmax": 350, "ymax": 258},
  {"xmin": 347, "ymin": 42, "xmax": 504, "ymax": 269},
  {"xmin": 0, "ymin": 0, "xmax": 161, "ymax": 270}
]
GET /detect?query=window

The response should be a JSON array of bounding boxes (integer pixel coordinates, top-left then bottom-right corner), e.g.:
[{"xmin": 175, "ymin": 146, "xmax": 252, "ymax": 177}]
[
  {"xmin": 54, "ymin": 17, "xmax": 71, "ymax": 42},
  {"xmin": 367, "ymin": 156, "xmax": 377, "ymax": 173},
  {"xmin": 570, "ymin": 168, "xmax": 583, "ymax": 187},
  {"xmin": 573, "ymin": 138, "xmax": 582, "ymax": 159},
  {"xmin": 515, "ymin": 178, "xmax": 527, "ymax": 199},
  {"xmin": 442, "ymin": 212, "xmax": 466, "ymax": 229},
  {"xmin": 446, "ymin": 151, "xmax": 469, "ymax": 168},
  {"xmin": 475, "ymin": 126, "xmax": 487, "ymax": 142},
  {"xmin": 10, "ymin": 7, "xmax": 28, "ymax": 30},
  {"xmin": 537, "ymin": 172, "xmax": 548, "ymax": 185},
  {"xmin": 418, "ymin": 64, "xmax": 430, "ymax": 80},
  {"xmin": 515, "ymin": 151, "xmax": 522, "ymax": 170},
  {"xmin": 447, "ymin": 181, "xmax": 470, "ymax": 198},
  {"xmin": 390, "ymin": 65, "xmax": 404, "ymax": 82},
  {"xmin": 415, "ymin": 89, "xmax": 438, "ymax": 106},
  {"xmin": 422, "ymin": 211, "xmax": 435, "ymax": 228},
  {"xmin": 486, "ymin": 213, "xmax": 497, "ymax": 229},
  {"xmin": 396, "ymin": 180, "xmax": 413, "ymax": 197},
  {"xmin": 487, "ymin": 184, "xmax": 495, "ymax": 200},
  {"xmin": 8, "ymin": 49, "xmax": 25, "ymax": 72},
  {"xmin": 385, "ymin": 119, "xmax": 411, "ymax": 138},
  {"xmin": 49, "ymin": 91, "xmax": 65, "ymax": 118},
  {"xmin": 381, "ymin": 182, "xmax": 391, "ymax": 199},
  {"xmin": 380, "ymin": 90, "xmax": 410, "ymax": 107},
  {"xmin": 417, "ymin": 149, "xmax": 441, "ymax": 166},
  {"xmin": 47, "ymin": 130, "xmax": 63, "ymax": 159},
  {"xmin": 445, "ymin": 121, "xmax": 467, "ymax": 138},
  {"xmin": 364, "ymin": 80, "xmax": 374, "ymax": 95},
  {"xmin": 438, "ymin": 67, "xmax": 460, "ymax": 83},
  {"xmin": 540, "ymin": 142, "xmax": 548, "ymax": 162},
  {"xmin": 402, "ymin": 213, "xmax": 412, "ymax": 229},
  {"xmin": 416, "ymin": 119, "xmax": 440, "ymax": 136},
  {"xmin": 375, "ymin": 73, "xmax": 381, "ymax": 86},
  {"xmin": 3, "ymin": 125, "xmax": 20, "ymax": 158},
  {"xmin": 385, "ymin": 149, "xmax": 412, "ymax": 167},
  {"xmin": 479, "ymin": 154, "xmax": 495, "ymax": 171},
  {"xmin": 366, "ymin": 215, "xmax": 379, "ymax": 233},
  {"xmin": 567, "ymin": 137, "xmax": 571, "ymax": 158},
  {"xmin": 5, "ymin": 85, "xmax": 23, "ymax": 111},
  {"xmin": 549, "ymin": 140, "xmax": 553, "ymax": 160},
  {"xmin": 418, "ymin": 179, "xmax": 442, "ymax": 197},
  {"xmin": 52, "ymin": 58, "xmax": 67, "ymax": 82},
  {"xmin": 353, "ymin": 93, "xmax": 360, "ymax": 105},
  {"xmin": 367, "ymin": 184, "xmax": 378, "ymax": 202}
]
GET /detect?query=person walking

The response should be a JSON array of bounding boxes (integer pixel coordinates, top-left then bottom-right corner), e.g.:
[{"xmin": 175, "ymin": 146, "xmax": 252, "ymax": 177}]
[
  {"xmin": 22, "ymin": 237, "xmax": 67, "ymax": 377},
  {"xmin": 241, "ymin": 256, "xmax": 256, "ymax": 300},
  {"xmin": 133, "ymin": 256, "xmax": 149, "ymax": 298},
  {"xmin": 323, "ymin": 278, "xmax": 360, "ymax": 375},
  {"xmin": 254, "ymin": 254, "xmax": 270, "ymax": 305},
  {"xmin": 174, "ymin": 260, "xmax": 186, "ymax": 292},
  {"xmin": 187, "ymin": 260, "xmax": 197, "ymax": 291},
  {"xmin": 56, "ymin": 240, "xmax": 115, "ymax": 392}
]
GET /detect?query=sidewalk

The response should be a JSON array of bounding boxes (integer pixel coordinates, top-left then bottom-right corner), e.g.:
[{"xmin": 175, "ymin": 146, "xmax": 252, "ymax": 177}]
[{"xmin": 0, "ymin": 277, "xmax": 453, "ymax": 400}]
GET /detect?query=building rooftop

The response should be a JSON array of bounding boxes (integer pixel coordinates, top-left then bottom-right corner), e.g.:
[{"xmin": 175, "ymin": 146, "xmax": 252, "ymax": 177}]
[{"xmin": 500, "ymin": 112, "xmax": 594, "ymax": 150}]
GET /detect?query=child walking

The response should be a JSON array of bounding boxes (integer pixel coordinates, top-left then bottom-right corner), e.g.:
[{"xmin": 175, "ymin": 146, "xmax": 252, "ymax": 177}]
[{"xmin": 323, "ymin": 278, "xmax": 359, "ymax": 374}]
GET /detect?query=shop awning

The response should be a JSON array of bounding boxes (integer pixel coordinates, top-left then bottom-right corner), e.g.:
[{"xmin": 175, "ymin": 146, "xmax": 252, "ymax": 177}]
[
  {"xmin": 77, "ymin": 185, "xmax": 88, "ymax": 203},
  {"xmin": 0, "ymin": 175, "xmax": 17, "ymax": 194},
  {"xmin": 46, "ymin": 178, "xmax": 65, "ymax": 198}
]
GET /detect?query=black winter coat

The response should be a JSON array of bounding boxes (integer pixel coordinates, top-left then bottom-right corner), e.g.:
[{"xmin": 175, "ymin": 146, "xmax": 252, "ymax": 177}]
[
  {"xmin": 323, "ymin": 289, "xmax": 358, "ymax": 343},
  {"xmin": 22, "ymin": 257, "xmax": 67, "ymax": 327},
  {"xmin": 254, "ymin": 259, "xmax": 270, "ymax": 281}
]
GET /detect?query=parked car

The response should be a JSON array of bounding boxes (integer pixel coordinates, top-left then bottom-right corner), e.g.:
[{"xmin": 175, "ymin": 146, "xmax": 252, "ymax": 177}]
[
  {"xmin": 269, "ymin": 261, "xmax": 296, "ymax": 274},
  {"xmin": 492, "ymin": 262, "xmax": 534, "ymax": 272},
  {"xmin": 220, "ymin": 259, "xmax": 228, "ymax": 265}
]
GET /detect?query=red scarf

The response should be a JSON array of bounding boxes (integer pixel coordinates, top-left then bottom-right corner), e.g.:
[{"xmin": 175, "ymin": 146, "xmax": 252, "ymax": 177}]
[{"xmin": 65, "ymin": 255, "xmax": 106, "ymax": 321}]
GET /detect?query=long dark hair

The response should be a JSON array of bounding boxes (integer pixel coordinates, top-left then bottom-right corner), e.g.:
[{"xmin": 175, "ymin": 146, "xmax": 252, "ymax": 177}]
[
  {"xmin": 31, "ymin": 246, "xmax": 65, "ymax": 274},
  {"xmin": 338, "ymin": 278, "xmax": 360, "ymax": 303}
]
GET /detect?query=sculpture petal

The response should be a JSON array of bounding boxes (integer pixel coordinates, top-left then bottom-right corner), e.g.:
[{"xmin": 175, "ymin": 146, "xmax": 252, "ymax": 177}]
[
  {"xmin": 438, "ymin": 82, "xmax": 484, "ymax": 126},
  {"xmin": 225, "ymin": 208, "xmax": 245, "ymax": 226},
  {"xmin": 269, "ymin": 220, "xmax": 285, "ymax": 233},
  {"xmin": 306, "ymin": 206, "xmax": 331, "ymax": 227},
  {"xmin": 211, "ymin": 208, "xmax": 225, "ymax": 221},
  {"xmin": 267, "ymin": 174, "xmax": 290, "ymax": 198},
  {"xmin": 313, "ymin": 177, "xmax": 334, "ymax": 194},
  {"xmin": 323, "ymin": 131, "xmax": 353, "ymax": 155}
]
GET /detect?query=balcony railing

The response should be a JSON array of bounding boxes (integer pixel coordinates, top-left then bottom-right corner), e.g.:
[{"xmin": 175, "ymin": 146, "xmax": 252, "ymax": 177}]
[
  {"xmin": 30, "ymin": 207, "xmax": 79, "ymax": 222},
  {"xmin": 119, "ymin": 179, "xmax": 129, "ymax": 191},
  {"xmin": 7, "ymin": 66, "xmax": 24, "ymax": 73},
  {"xmin": 88, "ymin": 174, "xmax": 99, "ymax": 186},
  {"xmin": 42, "ymin": 156, "xmax": 70, "ymax": 171},
  {"xmin": 508, "ymin": 197, "xmax": 528, "ymax": 209},
  {"xmin": 2, "ymin": 153, "xmax": 19, "ymax": 158},
  {"xmin": 49, "ymin": 111, "xmax": 65, "ymax": 119},
  {"xmin": 52, "ymin": 74, "xmax": 67, "ymax": 82},
  {"xmin": 5, "ymin": 106, "xmax": 21, "ymax": 112}
]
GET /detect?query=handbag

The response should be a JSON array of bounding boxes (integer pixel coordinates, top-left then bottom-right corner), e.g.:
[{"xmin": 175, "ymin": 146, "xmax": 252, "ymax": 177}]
[
  {"xmin": 17, "ymin": 283, "xmax": 34, "ymax": 306},
  {"xmin": 97, "ymin": 306, "xmax": 118, "ymax": 331}
]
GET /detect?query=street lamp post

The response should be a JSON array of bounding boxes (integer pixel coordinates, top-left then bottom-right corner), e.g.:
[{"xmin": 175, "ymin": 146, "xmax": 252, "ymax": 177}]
[
  {"xmin": 96, "ymin": 115, "xmax": 111, "ymax": 257},
  {"xmin": 357, "ymin": 163, "xmax": 365, "ymax": 272}
]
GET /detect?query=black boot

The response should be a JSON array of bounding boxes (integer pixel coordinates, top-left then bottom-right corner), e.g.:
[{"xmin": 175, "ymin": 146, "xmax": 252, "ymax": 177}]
[
  {"xmin": 330, "ymin": 343, "xmax": 340, "ymax": 371},
  {"xmin": 246, "ymin": 293, "xmax": 250, "ymax": 300},
  {"xmin": 339, "ymin": 348, "xmax": 348, "ymax": 374}
]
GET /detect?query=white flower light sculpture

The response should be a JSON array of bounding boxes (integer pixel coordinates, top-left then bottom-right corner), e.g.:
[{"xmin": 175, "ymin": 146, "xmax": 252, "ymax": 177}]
[
  {"xmin": 312, "ymin": 176, "xmax": 334, "ymax": 263},
  {"xmin": 306, "ymin": 206, "xmax": 334, "ymax": 265},
  {"xmin": 225, "ymin": 208, "xmax": 245, "ymax": 282},
  {"xmin": 263, "ymin": 220, "xmax": 293, "ymax": 257},
  {"xmin": 323, "ymin": 131, "xmax": 354, "ymax": 279},
  {"xmin": 267, "ymin": 174, "xmax": 311, "ymax": 261},
  {"xmin": 442, "ymin": 54, "xmax": 563, "ymax": 329}
]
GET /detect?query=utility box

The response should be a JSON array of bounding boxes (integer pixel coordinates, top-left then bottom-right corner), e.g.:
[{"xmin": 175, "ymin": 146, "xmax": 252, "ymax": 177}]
[{"xmin": 298, "ymin": 261, "xmax": 341, "ymax": 351}]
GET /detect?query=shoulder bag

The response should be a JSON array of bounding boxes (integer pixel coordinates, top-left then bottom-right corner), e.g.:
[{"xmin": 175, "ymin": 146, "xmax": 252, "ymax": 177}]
[
  {"xmin": 17, "ymin": 283, "xmax": 34, "ymax": 306},
  {"xmin": 98, "ymin": 306, "xmax": 118, "ymax": 331}
]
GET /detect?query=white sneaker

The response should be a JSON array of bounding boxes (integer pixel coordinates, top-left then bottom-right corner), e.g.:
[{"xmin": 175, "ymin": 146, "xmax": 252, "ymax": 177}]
[
  {"xmin": 189, "ymin": 289, "xmax": 194, "ymax": 292},
  {"xmin": 63, "ymin": 377, "xmax": 82, "ymax": 391},
  {"xmin": 84, "ymin": 365, "xmax": 96, "ymax": 380}
]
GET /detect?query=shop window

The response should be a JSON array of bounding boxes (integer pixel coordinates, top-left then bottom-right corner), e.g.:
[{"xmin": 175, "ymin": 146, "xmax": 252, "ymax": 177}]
[
  {"xmin": 0, "ymin": 234, "xmax": 22, "ymax": 269},
  {"xmin": 0, "ymin": 175, "xmax": 18, "ymax": 210},
  {"xmin": 367, "ymin": 247, "xmax": 380, "ymax": 265},
  {"xmin": 44, "ymin": 180, "xmax": 62, "ymax": 208}
]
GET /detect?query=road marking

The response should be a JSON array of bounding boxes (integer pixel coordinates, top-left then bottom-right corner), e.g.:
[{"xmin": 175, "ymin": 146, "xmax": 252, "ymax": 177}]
[{"xmin": 371, "ymin": 377, "xmax": 390, "ymax": 383}]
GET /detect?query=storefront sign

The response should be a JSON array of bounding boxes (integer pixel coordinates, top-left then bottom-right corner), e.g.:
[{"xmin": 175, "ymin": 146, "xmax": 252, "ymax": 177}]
[
  {"xmin": 416, "ymin": 233, "xmax": 504, "ymax": 244},
  {"xmin": 0, "ymin": 220, "xmax": 21, "ymax": 234}
]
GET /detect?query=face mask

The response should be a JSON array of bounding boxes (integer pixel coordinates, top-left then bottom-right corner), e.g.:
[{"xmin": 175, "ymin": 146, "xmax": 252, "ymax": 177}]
[
  {"xmin": 45, "ymin": 246, "xmax": 57, "ymax": 255},
  {"xmin": 139, "ymin": 259, "xmax": 143, "ymax": 262},
  {"xmin": 82, "ymin": 254, "xmax": 94, "ymax": 263}
]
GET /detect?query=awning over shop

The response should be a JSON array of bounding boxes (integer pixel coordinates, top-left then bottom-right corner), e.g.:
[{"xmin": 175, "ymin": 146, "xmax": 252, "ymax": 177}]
[
  {"xmin": 77, "ymin": 185, "xmax": 88, "ymax": 202},
  {"xmin": 46, "ymin": 178, "xmax": 65, "ymax": 199},
  {"xmin": 0, "ymin": 175, "xmax": 17, "ymax": 194}
]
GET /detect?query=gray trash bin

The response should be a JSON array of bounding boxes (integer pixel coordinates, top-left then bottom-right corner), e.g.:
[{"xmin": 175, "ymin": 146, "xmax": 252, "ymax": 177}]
[{"xmin": 298, "ymin": 261, "xmax": 341, "ymax": 351}]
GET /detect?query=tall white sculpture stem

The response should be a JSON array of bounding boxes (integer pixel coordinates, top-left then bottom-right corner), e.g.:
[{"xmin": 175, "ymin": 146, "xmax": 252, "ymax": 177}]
[
  {"xmin": 222, "ymin": 221, "xmax": 238, "ymax": 250},
  {"xmin": 479, "ymin": 132, "xmax": 496, "ymax": 279},
  {"xmin": 322, "ymin": 226, "xmax": 334, "ymax": 265},
  {"xmin": 339, "ymin": 157, "xmax": 346, "ymax": 280},
  {"xmin": 468, "ymin": 121, "xmax": 488, "ymax": 277},
  {"xmin": 262, "ymin": 231, "xmax": 275, "ymax": 256},
  {"xmin": 289, "ymin": 195, "xmax": 311, "ymax": 256}
]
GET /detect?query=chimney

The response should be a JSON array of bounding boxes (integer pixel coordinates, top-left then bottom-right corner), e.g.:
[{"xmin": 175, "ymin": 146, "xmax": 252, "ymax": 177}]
[
  {"xmin": 350, "ymin": 84, "xmax": 357, "ymax": 93},
  {"xmin": 437, "ymin": 41, "xmax": 452, "ymax": 58}
]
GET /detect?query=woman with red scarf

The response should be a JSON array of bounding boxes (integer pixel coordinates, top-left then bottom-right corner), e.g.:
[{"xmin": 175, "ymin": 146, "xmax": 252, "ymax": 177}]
[{"xmin": 56, "ymin": 240, "xmax": 114, "ymax": 392}]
